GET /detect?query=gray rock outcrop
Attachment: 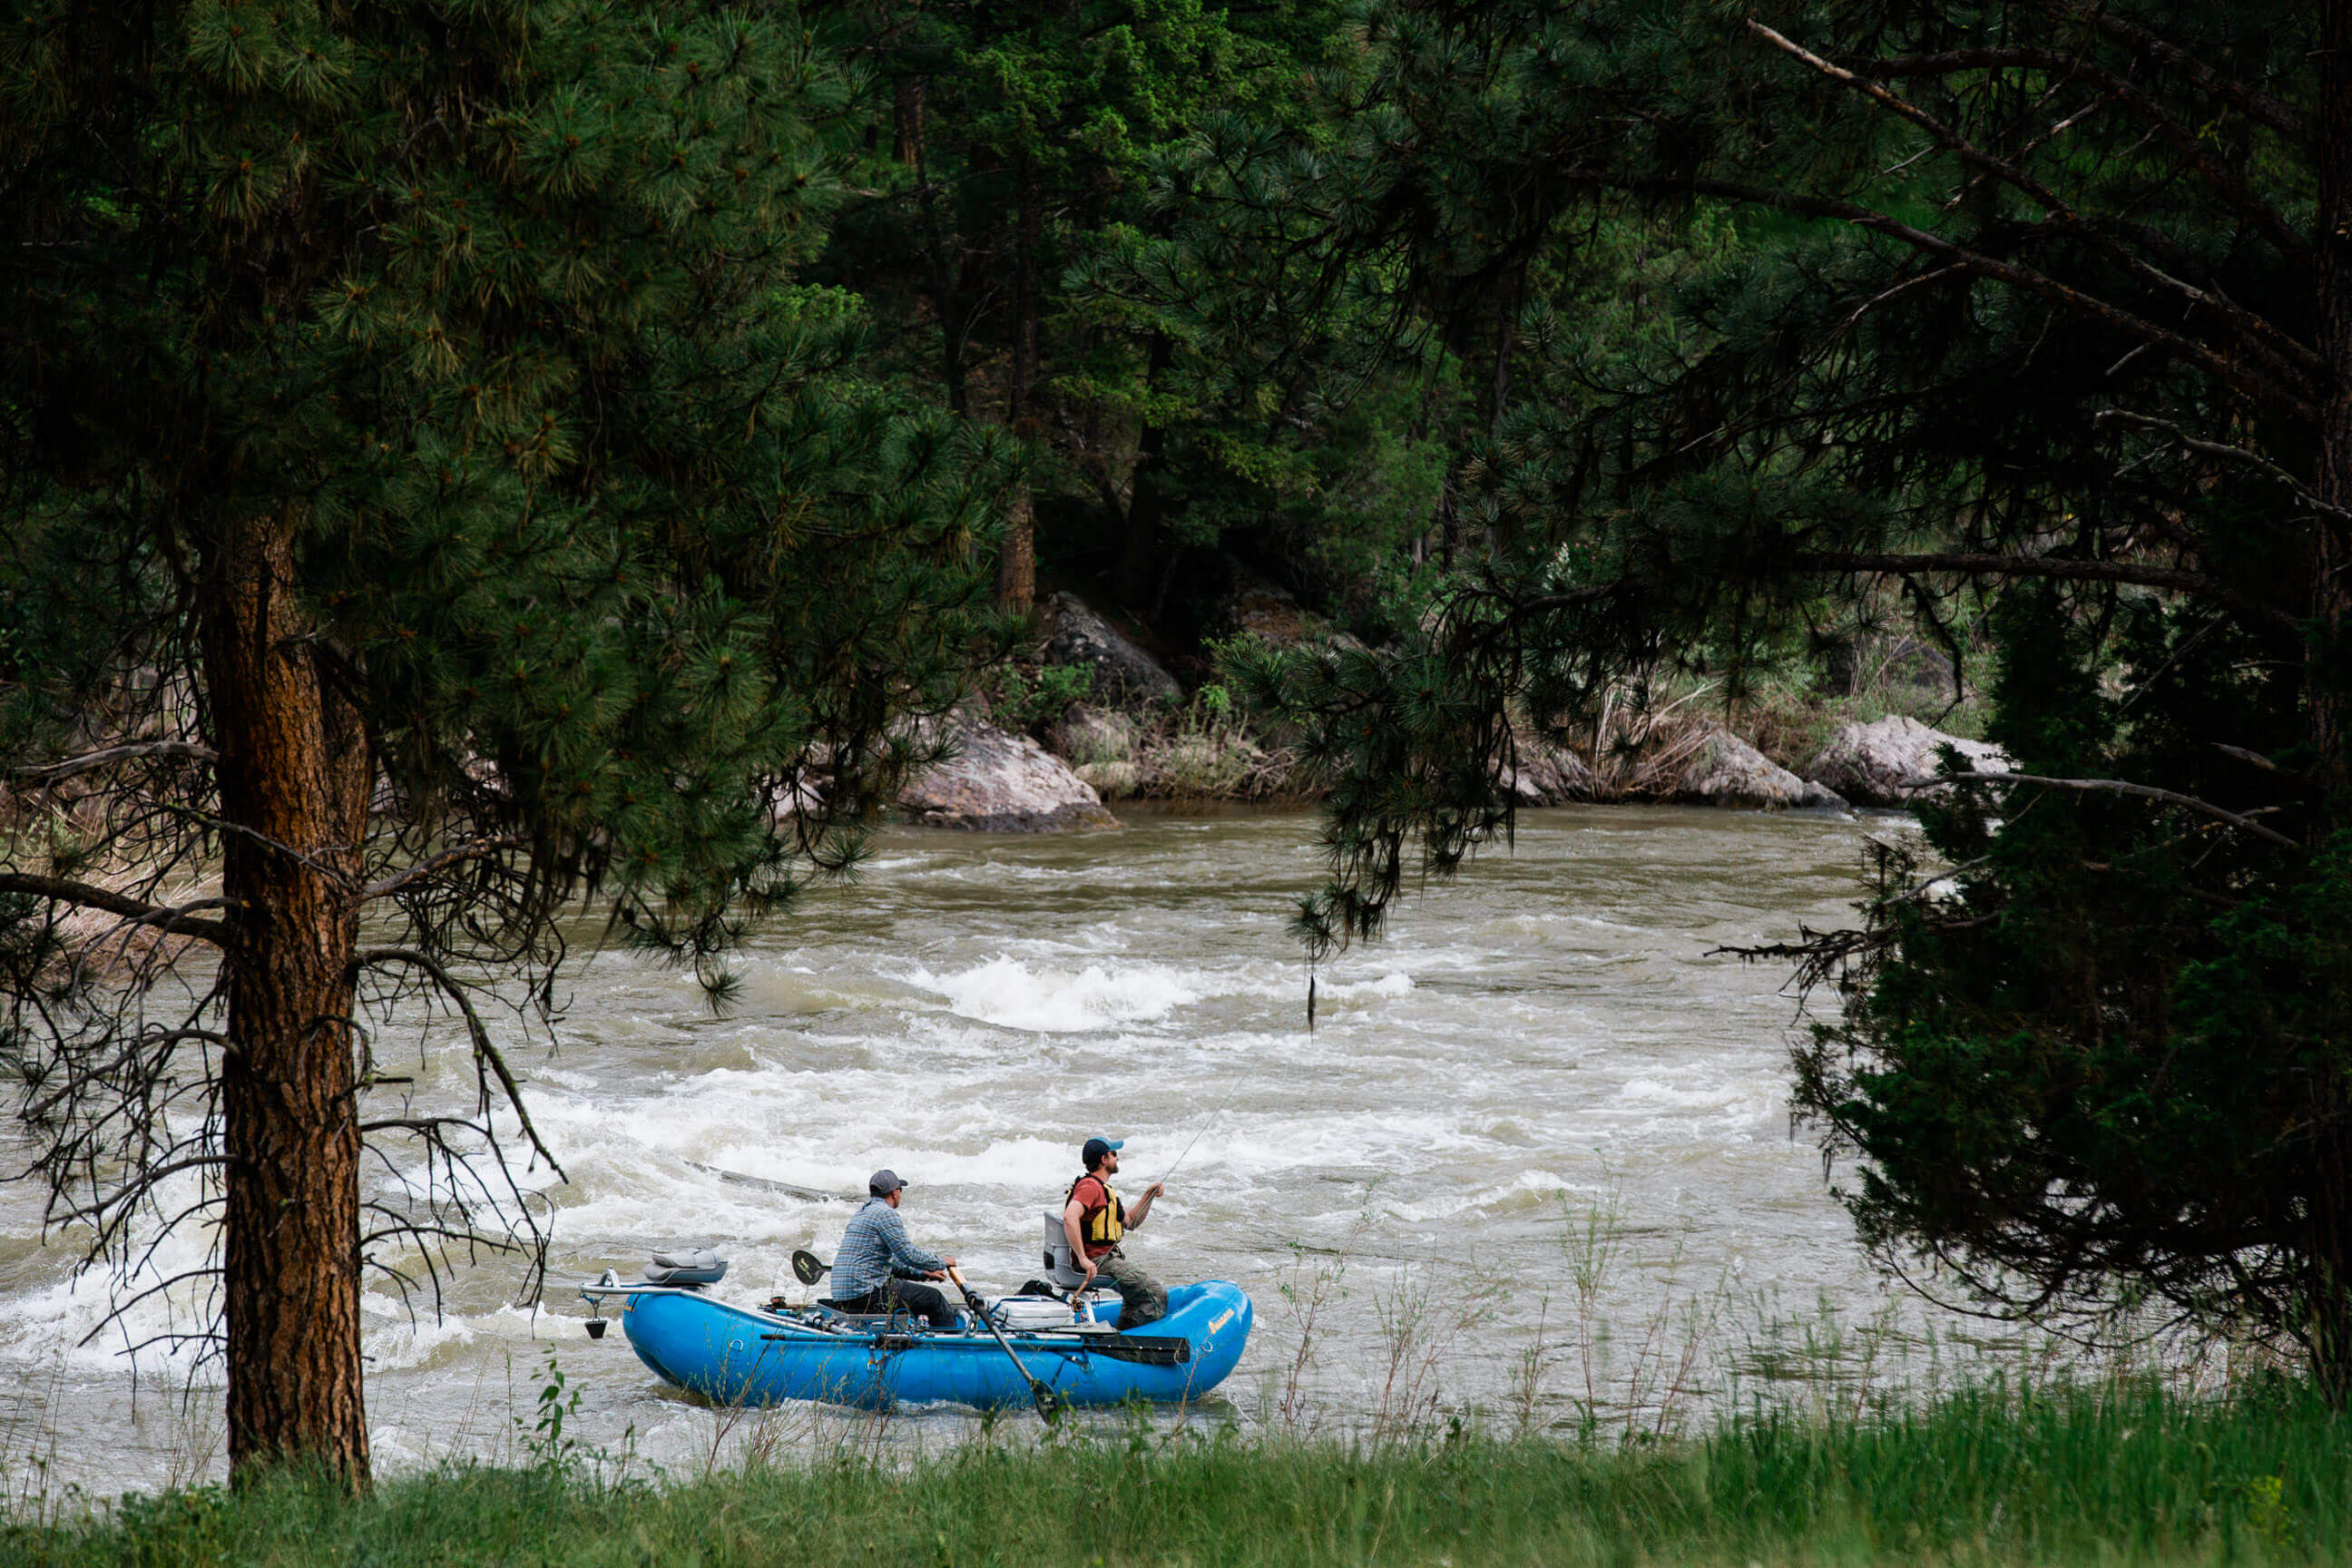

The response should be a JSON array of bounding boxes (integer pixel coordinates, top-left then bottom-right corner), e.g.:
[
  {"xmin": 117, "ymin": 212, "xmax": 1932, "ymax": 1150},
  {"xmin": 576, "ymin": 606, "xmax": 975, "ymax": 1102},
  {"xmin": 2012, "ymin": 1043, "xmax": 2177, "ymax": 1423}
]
[
  {"xmin": 1044, "ymin": 594, "xmax": 1182, "ymax": 707},
  {"xmin": 1805, "ymin": 715, "xmax": 2009, "ymax": 807},
  {"xmin": 898, "ymin": 716, "xmax": 1118, "ymax": 831},
  {"xmin": 1502, "ymin": 736, "xmax": 1596, "ymax": 805},
  {"xmin": 1677, "ymin": 726, "xmax": 1847, "ymax": 810}
]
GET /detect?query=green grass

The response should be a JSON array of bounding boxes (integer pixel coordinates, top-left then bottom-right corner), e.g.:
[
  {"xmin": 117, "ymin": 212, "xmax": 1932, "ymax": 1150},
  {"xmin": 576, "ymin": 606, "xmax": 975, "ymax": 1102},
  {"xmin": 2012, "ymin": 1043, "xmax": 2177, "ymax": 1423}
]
[{"xmin": 5, "ymin": 1377, "xmax": 2348, "ymax": 1566}]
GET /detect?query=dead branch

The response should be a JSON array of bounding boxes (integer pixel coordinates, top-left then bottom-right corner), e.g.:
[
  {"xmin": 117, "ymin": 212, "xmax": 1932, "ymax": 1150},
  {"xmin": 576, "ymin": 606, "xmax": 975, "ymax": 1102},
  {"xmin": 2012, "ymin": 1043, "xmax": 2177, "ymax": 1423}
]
[
  {"xmin": 2092, "ymin": 409, "xmax": 2347, "ymax": 518},
  {"xmin": 1788, "ymin": 551, "xmax": 2301, "ymax": 637},
  {"xmin": 352, "ymin": 946, "xmax": 565, "ymax": 1181},
  {"xmin": 0, "ymin": 874, "xmax": 230, "ymax": 946},
  {"xmin": 15, "ymin": 741, "xmax": 220, "ymax": 783},
  {"xmin": 353, "ymin": 835, "xmax": 526, "ymax": 906}
]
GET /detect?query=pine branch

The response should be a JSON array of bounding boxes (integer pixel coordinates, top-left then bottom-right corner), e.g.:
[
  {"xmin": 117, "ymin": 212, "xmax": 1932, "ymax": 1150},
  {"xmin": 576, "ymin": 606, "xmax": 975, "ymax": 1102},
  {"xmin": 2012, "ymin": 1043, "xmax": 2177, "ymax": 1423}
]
[
  {"xmin": 1855, "ymin": 46, "xmax": 2311, "ymax": 271},
  {"xmin": 1586, "ymin": 172, "xmax": 2320, "ymax": 427},
  {"xmin": 1934, "ymin": 771, "xmax": 2300, "ymax": 849},
  {"xmin": 1786, "ymin": 552, "xmax": 2300, "ymax": 636},
  {"xmin": 0, "ymin": 874, "xmax": 231, "ymax": 946},
  {"xmin": 1747, "ymin": 23, "xmax": 2319, "ymax": 394}
]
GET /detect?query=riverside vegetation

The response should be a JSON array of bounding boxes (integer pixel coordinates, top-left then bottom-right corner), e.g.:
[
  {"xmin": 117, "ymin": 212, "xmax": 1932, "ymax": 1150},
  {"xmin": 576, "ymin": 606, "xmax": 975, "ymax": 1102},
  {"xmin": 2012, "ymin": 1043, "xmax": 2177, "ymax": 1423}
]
[
  {"xmin": 4, "ymin": 1378, "xmax": 2348, "ymax": 1567},
  {"xmin": 5, "ymin": 1204, "xmax": 2340, "ymax": 1565}
]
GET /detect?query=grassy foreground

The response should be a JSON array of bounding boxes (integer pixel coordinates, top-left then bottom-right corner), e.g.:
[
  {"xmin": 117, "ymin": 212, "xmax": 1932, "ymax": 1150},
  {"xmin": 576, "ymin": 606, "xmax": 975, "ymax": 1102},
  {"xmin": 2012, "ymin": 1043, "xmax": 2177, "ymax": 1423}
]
[{"xmin": 6, "ymin": 1378, "xmax": 2350, "ymax": 1567}]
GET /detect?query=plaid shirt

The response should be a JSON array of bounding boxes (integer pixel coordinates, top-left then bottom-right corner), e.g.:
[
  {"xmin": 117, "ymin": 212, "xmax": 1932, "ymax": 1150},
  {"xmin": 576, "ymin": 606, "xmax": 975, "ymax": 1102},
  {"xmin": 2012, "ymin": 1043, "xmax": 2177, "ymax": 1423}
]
[{"xmin": 830, "ymin": 1196, "xmax": 945, "ymax": 1298}]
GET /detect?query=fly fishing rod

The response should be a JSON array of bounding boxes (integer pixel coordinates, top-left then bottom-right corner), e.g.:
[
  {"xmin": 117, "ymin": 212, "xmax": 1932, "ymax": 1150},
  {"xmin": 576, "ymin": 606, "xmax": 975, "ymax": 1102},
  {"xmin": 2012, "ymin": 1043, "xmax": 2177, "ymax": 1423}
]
[{"xmin": 1148, "ymin": 962, "xmax": 1318, "ymax": 1187}]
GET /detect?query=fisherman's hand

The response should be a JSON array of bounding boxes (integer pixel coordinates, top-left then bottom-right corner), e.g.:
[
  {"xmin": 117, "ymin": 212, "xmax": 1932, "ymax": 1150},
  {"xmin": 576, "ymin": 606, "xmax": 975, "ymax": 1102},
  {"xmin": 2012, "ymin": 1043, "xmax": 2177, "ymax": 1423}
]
[
  {"xmin": 1142, "ymin": 1182, "xmax": 1166, "ymax": 1200},
  {"xmin": 1081, "ymin": 1259, "xmax": 1098, "ymax": 1283},
  {"xmin": 925, "ymin": 1269, "xmax": 947, "ymax": 1280}
]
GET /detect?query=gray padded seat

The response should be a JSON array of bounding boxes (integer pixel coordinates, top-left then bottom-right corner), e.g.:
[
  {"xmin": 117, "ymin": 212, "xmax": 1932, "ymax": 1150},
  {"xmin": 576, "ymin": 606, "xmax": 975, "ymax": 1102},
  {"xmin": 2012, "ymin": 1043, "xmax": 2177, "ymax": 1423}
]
[
  {"xmin": 643, "ymin": 1247, "xmax": 728, "ymax": 1286},
  {"xmin": 1039, "ymin": 1211, "xmax": 1089, "ymax": 1290}
]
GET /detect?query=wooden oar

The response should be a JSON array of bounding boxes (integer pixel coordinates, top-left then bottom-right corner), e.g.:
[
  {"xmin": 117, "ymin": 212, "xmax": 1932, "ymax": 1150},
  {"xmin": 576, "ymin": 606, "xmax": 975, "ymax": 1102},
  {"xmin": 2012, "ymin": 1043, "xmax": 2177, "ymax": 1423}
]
[{"xmin": 946, "ymin": 1265, "xmax": 1063, "ymax": 1422}]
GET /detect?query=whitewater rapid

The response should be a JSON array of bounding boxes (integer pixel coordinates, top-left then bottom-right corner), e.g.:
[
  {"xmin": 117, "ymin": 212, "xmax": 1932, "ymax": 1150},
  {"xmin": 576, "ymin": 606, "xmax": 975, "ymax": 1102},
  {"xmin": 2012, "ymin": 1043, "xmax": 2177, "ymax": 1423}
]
[{"xmin": 0, "ymin": 805, "xmax": 1935, "ymax": 1491}]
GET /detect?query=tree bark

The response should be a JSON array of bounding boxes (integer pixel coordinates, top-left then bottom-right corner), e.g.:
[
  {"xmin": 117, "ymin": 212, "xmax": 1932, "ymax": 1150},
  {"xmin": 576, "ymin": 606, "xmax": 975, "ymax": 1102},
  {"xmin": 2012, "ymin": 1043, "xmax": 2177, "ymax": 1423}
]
[
  {"xmin": 2313, "ymin": 0, "xmax": 2352, "ymax": 815},
  {"xmin": 1112, "ymin": 334, "xmax": 1175, "ymax": 612},
  {"xmin": 998, "ymin": 152, "xmax": 1045, "ymax": 612},
  {"xmin": 2299, "ymin": 0, "xmax": 2352, "ymax": 1400},
  {"xmin": 200, "ymin": 507, "xmax": 373, "ymax": 1485},
  {"xmin": 998, "ymin": 488, "xmax": 1038, "ymax": 612},
  {"xmin": 1488, "ymin": 268, "xmax": 1520, "ymax": 432}
]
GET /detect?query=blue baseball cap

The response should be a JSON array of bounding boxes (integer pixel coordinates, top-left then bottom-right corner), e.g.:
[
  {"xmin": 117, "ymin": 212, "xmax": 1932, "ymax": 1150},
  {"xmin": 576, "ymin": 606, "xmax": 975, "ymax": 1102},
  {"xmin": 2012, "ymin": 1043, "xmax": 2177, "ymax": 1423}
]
[{"xmin": 1082, "ymin": 1137, "xmax": 1124, "ymax": 1169}]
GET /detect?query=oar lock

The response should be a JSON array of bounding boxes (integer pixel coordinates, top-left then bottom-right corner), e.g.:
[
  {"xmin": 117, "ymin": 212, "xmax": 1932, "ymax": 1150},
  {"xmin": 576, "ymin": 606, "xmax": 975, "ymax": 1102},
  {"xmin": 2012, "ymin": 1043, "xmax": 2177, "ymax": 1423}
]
[{"xmin": 577, "ymin": 1250, "xmax": 733, "ymax": 1338}]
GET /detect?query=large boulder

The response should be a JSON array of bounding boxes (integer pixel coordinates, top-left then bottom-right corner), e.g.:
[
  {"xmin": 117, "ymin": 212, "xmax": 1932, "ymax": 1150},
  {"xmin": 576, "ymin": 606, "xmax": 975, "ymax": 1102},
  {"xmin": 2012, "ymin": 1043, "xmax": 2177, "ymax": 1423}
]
[
  {"xmin": 1043, "ymin": 594, "xmax": 1181, "ymax": 707},
  {"xmin": 1677, "ymin": 725, "xmax": 1847, "ymax": 810},
  {"xmin": 898, "ymin": 717, "xmax": 1118, "ymax": 831},
  {"xmin": 1502, "ymin": 735, "xmax": 1596, "ymax": 805},
  {"xmin": 1806, "ymin": 715, "xmax": 2009, "ymax": 807}
]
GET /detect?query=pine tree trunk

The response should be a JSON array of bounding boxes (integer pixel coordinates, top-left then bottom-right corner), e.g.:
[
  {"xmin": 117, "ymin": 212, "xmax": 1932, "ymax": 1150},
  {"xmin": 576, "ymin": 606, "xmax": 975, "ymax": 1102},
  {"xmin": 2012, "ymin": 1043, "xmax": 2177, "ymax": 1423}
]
[
  {"xmin": 2315, "ymin": 0, "xmax": 2352, "ymax": 810},
  {"xmin": 200, "ymin": 508, "xmax": 373, "ymax": 1485},
  {"xmin": 2305, "ymin": 0, "xmax": 2352, "ymax": 1401},
  {"xmin": 998, "ymin": 152, "xmax": 1045, "ymax": 612},
  {"xmin": 999, "ymin": 488, "xmax": 1038, "ymax": 612},
  {"xmin": 1112, "ymin": 334, "xmax": 1175, "ymax": 612}
]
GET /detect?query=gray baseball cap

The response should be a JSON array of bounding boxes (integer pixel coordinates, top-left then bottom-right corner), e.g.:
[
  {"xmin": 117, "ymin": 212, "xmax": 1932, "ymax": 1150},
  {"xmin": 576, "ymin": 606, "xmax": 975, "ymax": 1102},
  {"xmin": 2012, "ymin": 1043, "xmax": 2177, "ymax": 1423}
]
[{"xmin": 868, "ymin": 1169, "xmax": 906, "ymax": 1195}]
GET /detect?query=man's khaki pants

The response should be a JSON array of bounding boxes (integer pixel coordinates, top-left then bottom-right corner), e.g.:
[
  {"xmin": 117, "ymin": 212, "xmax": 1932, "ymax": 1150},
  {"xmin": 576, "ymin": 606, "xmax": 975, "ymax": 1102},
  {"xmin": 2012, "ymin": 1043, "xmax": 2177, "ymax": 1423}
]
[{"xmin": 1089, "ymin": 1249, "xmax": 1168, "ymax": 1328}]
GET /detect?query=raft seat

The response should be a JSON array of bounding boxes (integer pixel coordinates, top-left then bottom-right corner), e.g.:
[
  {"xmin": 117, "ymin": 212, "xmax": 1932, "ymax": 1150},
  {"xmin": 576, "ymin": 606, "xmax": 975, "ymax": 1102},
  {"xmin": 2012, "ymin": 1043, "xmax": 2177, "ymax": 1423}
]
[{"xmin": 1039, "ymin": 1211, "xmax": 1091, "ymax": 1290}]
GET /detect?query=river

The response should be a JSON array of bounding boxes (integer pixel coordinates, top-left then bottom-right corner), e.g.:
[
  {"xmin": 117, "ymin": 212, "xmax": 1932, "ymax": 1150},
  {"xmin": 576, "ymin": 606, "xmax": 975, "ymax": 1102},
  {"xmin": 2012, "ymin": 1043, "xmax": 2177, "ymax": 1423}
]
[{"xmin": 1, "ymin": 804, "xmax": 1974, "ymax": 1493}]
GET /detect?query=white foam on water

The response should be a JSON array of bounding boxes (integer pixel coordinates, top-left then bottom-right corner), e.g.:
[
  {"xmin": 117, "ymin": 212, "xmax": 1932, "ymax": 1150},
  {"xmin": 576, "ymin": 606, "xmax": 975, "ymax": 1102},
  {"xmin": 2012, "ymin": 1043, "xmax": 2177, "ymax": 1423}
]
[
  {"xmin": 907, "ymin": 957, "xmax": 1200, "ymax": 1033},
  {"xmin": 1615, "ymin": 1074, "xmax": 1755, "ymax": 1110}
]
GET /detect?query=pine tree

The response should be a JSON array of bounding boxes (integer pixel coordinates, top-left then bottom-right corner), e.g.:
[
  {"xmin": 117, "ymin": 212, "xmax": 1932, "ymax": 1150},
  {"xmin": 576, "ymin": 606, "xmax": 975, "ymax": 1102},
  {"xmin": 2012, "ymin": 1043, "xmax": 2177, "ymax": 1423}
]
[
  {"xmin": 1225, "ymin": 0, "xmax": 2352, "ymax": 1385},
  {"xmin": 813, "ymin": 0, "xmax": 1346, "ymax": 614},
  {"xmin": 0, "ymin": 0, "xmax": 1005, "ymax": 1481}
]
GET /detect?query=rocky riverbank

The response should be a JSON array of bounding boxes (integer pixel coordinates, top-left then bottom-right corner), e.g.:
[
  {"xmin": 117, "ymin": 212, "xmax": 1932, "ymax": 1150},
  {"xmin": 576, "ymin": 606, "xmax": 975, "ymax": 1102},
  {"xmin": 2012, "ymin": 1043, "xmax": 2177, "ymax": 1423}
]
[{"xmin": 894, "ymin": 587, "xmax": 2007, "ymax": 830}]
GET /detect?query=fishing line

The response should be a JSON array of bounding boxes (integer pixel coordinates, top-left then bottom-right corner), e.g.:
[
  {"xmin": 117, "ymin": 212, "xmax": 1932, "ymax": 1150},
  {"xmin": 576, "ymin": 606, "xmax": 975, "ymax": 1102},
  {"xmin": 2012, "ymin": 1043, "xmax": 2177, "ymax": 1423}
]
[{"xmin": 1150, "ymin": 960, "xmax": 1314, "ymax": 1188}]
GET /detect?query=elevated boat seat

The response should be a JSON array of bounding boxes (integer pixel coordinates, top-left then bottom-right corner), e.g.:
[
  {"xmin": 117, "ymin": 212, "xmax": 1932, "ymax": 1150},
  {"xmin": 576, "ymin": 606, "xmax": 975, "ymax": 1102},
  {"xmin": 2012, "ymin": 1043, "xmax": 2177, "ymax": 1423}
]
[{"xmin": 1040, "ymin": 1210, "xmax": 1090, "ymax": 1290}]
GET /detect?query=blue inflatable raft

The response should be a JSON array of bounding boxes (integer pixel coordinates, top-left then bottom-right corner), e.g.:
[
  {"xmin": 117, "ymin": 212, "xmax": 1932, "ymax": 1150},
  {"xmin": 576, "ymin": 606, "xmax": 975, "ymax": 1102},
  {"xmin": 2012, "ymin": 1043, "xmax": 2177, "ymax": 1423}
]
[{"xmin": 584, "ymin": 1281, "xmax": 1253, "ymax": 1410}]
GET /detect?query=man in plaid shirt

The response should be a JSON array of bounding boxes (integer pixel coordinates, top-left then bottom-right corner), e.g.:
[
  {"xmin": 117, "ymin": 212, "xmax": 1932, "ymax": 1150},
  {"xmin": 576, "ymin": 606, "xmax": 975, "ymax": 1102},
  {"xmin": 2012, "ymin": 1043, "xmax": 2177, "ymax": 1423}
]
[{"xmin": 828, "ymin": 1169, "xmax": 959, "ymax": 1327}]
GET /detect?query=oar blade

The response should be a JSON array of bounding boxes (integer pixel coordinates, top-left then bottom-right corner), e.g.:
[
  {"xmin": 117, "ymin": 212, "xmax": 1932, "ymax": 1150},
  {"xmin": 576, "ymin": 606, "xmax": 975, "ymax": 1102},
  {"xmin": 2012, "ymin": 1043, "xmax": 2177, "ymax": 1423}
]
[{"xmin": 791, "ymin": 1250, "xmax": 828, "ymax": 1287}]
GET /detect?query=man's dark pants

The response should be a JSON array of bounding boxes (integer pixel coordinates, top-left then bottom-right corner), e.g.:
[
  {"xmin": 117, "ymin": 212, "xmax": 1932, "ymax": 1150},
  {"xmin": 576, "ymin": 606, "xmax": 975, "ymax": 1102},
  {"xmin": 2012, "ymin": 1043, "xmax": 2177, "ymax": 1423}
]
[{"xmin": 836, "ymin": 1279, "xmax": 957, "ymax": 1328}]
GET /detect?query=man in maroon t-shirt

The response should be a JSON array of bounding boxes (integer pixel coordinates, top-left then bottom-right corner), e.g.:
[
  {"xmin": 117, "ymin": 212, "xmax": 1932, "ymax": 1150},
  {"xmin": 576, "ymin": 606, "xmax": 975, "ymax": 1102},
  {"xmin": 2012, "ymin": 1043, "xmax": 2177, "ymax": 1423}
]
[{"xmin": 1062, "ymin": 1135, "xmax": 1169, "ymax": 1328}]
